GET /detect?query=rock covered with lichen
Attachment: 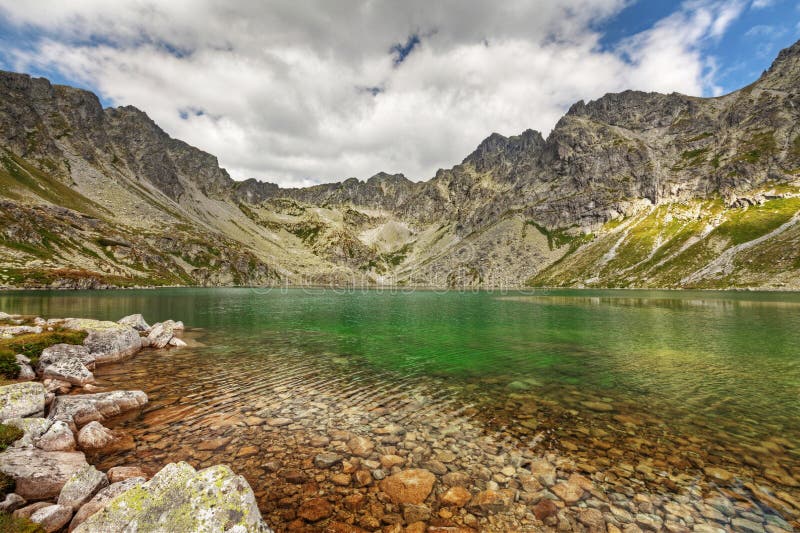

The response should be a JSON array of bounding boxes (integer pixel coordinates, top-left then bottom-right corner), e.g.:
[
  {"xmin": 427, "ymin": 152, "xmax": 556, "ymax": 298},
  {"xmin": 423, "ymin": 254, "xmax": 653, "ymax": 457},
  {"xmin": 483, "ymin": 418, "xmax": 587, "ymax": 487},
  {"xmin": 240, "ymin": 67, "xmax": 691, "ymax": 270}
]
[
  {"xmin": 64, "ymin": 319, "xmax": 143, "ymax": 363},
  {"xmin": 0, "ymin": 382, "xmax": 46, "ymax": 419},
  {"xmin": 73, "ymin": 462, "xmax": 271, "ymax": 532}
]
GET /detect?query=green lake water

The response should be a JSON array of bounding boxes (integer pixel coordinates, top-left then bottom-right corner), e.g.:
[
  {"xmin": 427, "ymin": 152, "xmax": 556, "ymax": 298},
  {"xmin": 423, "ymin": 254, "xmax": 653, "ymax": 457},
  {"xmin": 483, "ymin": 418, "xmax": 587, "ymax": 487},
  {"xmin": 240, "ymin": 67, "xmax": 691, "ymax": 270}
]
[
  {"xmin": 3, "ymin": 287, "xmax": 800, "ymax": 527},
  {"xmin": 1, "ymin": 287, "xmax": 798, "ymax": 440}
]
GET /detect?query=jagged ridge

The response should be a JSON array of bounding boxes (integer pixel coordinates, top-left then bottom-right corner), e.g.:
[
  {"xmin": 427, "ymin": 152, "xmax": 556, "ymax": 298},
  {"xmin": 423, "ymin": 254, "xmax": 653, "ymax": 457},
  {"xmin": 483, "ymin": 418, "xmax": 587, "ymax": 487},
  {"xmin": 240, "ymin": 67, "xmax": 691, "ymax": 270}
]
[{"xmin": 1, "ymin": 40, "xmax": 800, "ymax": 289}]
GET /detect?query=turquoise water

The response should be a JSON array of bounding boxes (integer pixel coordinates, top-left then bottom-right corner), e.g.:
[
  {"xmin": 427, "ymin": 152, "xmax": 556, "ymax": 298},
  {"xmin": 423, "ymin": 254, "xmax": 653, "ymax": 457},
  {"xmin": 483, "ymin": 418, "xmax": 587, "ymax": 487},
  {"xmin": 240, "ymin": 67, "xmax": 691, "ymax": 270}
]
[
  {"xmin": 1, "ymin": 287, "xmax": 798, "ymax": 441},
  {"xmin": 5, "ymin": 287, "xmax": 800, "ymax": 527}
]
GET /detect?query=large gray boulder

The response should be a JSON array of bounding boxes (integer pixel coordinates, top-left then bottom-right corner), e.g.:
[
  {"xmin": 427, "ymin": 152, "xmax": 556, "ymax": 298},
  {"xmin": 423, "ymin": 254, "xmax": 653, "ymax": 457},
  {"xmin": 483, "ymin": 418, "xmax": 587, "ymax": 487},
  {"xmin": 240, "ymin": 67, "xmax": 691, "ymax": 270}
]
[
  {"xmin": 0, "ymin": 447, "xmax": 88, "ymax": 499},
  {"xmin": 63, "ymin": 319, "xmax": 142, "ymax": 363},
  {"xmin": 83, "ymin": 328, "xmax": 142, "ymax": 363},
  {"xmin": 118, "ymin": 314, "xmax": 150, "ymax": 331},
  {"xmin": 41, "ymin": 357, "xmax": 94, "ymax": 386},
  {"xmin": 49, "ymin": 390, "xmax": 148, "ymax": 431},
  {"xmin": 73, "ymin": 462, "xmax": 271, "ymax": 532},
  {"xmin": 58, "ymin": 464, "xmax": 109, "ymax": 511},
  {"xmin": 68, "ymin": 477, "xmax": 145, "ymax": 531},
  {"xmin": 0, "ymin": 382, "xmax": 46, "ymax": 419},
  {"xmin": 39, "ymin": 344, "xmax": 95, "ymax": 371}
]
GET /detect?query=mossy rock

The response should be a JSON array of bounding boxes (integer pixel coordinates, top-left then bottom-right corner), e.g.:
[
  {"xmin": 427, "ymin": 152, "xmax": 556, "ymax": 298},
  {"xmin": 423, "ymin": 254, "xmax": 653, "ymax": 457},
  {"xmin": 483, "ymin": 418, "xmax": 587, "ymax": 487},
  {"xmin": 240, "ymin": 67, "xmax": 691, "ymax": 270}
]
[
  {"xmin": 0, "ymin": 512, "xmax": 44, "ymax": 533},
  {"xmin": 0, "ymin": 329, "xmax": 88, "ymax": 366},
  {"xmin": 0, "ymin": 423, "xmax": 24, "ymax": 452}
]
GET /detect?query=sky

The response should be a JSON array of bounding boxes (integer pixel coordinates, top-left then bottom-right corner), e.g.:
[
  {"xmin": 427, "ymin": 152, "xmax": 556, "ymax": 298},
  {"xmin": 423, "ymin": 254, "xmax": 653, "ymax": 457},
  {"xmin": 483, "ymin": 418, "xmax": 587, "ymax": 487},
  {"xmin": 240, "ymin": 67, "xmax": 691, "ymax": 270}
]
[{"xmin": 0, "ymin": 1, "xmax": 798, "ymax": 187}]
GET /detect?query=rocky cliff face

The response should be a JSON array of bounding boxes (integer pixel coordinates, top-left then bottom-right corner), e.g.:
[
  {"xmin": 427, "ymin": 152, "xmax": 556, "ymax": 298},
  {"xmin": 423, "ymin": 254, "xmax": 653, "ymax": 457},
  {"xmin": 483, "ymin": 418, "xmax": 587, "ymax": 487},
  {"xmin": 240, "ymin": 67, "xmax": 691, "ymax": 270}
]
[{"xmin": 1, "ymin": 41, "xmax": 800, "ymax": 289}]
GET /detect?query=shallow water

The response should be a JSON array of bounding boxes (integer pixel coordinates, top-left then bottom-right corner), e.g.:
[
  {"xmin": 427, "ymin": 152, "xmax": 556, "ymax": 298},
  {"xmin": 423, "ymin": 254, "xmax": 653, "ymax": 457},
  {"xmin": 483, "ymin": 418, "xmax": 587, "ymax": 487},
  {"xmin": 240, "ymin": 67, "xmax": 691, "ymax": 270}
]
[{"xmin": 2, "ymin": 288, "xmax": 799, "ymax": 530}]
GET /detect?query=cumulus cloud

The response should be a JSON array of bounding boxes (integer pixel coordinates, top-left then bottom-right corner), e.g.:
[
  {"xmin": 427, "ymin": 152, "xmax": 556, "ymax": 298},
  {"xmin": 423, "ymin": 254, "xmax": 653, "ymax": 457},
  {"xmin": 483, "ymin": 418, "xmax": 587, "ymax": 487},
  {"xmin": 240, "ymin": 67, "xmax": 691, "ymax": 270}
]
[{"xmin": 0, "ymin": 0, "xmax": 747, "ymax": 186}]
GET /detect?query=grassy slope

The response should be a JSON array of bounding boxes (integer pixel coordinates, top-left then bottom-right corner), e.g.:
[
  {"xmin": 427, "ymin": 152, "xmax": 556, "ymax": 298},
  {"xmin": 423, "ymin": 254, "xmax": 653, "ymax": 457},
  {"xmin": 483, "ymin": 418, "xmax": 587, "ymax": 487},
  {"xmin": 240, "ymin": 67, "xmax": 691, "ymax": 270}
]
[
  {"xmin": 0, "ymin": 155, "xmax": 280, "ymax": 287},
  {"xmin": 528, "ymin": 190, "xmax": 800, "ymax": 289}
]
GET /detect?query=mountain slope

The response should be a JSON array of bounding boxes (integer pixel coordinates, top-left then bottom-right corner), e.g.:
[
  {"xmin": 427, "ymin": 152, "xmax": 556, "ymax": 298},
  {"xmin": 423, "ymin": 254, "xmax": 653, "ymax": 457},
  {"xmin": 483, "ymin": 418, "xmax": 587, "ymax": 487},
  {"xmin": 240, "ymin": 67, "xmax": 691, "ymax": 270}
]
[{"xmin": 1, "ymin": 41, "xmax": 800, "ymax": 289}]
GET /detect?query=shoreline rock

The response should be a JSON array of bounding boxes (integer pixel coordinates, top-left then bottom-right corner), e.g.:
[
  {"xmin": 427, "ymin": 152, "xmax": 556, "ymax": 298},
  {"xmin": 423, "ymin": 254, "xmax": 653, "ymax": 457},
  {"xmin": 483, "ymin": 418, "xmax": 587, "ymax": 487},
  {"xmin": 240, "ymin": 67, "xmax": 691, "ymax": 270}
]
[{"xmin": 0, "ymin": 311, "xmax": 273, "ymax": 532}]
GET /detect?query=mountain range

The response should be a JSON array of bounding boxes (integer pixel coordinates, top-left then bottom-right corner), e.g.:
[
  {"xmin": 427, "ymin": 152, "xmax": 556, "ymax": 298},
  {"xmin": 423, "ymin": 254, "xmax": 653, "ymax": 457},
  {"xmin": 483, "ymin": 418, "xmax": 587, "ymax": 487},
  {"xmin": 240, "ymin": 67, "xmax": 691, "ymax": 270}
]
[{"xmin": 1, "ymin": 40, "xmax": 800, "ymax": 290}]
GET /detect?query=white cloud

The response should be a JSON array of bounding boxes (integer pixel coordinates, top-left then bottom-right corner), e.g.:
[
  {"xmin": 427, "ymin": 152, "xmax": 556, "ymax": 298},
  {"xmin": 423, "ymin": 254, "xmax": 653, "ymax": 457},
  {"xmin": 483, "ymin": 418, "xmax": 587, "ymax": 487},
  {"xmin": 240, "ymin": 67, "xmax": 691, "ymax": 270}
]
[
  {"xmin": 0, "ymin": 0, "xmax": 747, "ymax": 186},
  {"xmin": 751, "ymin": 0, "xmax": 776, "ymax": 9}
]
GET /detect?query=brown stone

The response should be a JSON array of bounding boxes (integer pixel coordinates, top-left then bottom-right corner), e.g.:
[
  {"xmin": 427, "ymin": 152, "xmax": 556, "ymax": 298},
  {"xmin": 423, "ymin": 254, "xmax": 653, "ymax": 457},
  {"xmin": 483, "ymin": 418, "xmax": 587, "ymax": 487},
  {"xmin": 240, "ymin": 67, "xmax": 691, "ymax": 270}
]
[
  {"xmin": 347, "ymin": 436, "xmax": 375, "ymax": 458},
  {"xmin": 325, "ymin": 522, "xmax": 370, "ymax": 533},
  {"xmin": 581, "ymin": 401, "xmax": 614, "ymax": 412},
  {"xmin": 283, "ymin": 469, "xmax": 307, "ymax": 484},
  {"xmin": 331, "ymin": 473, "xmax": 351, "ymax": 486},
  {"xmin": 343, "ymin": 492, "xmax": 366, "ymax": 511},
  {"xmin": 703, "ymin": 466, "xmax": 736, "ymax": 484},
  {"xmin": 106, "ymin": 466, "xmax": 148, "ymax": 483},
  {"xmin": 379, "ymin": 469, "xmax": 436, "ymax": 505},
  {"xmin": 529, "ymin": 458, "xmax": 557, "ymax": 486},
  {"xmin": 236, "ymin": 445, "xmax": 259, "ymax": 458},
  {"xmin": 533, "ymin": 498, "xmax": 559, "ymax": 521},
  {"xmin": 553, "ymin": 479, "xmax": 584, "ymax": 504},
  {"xmin": 405, "ymin": 522, "xmax": 427, "ymax": 533},
  {"xmin": 354, "ymin": 469, "xmax": 373, "ymax": 487},
  {"xmin": 198, "ymin": 436, "xmax": 233, "ymax": 451},
  {"xmin": 298, "ymin": 497, "xmax": 333, "ymax": 522},
  {"xmin": 267, "ymin": 417, "xmax": 293, "ymax": 427},
  {"xmin": 440, "ymin": 486, "xmax": 471, "ymax": 507},
  {"xmin": 578, "ymin": 508, "xmax": 606, "ymax": 532},
  {"xmin": 13, "ymin": 502, "xmax": 51, "ymax": 520},
  {"xmin": 468, "ymin": 489, "xmax": 514, "ymax": 515},
  {"xmin": 380, "ymin": 454, "xmax": 405, "ymax": 469}
]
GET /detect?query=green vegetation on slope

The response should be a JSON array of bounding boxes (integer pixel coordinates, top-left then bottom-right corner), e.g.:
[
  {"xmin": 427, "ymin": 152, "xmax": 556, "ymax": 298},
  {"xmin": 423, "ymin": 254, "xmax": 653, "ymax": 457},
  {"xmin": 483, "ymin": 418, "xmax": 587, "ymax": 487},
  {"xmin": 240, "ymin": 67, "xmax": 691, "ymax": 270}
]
[{"xmin": 528, "ymin": 194, "xmax": 800, "ymax": 289}]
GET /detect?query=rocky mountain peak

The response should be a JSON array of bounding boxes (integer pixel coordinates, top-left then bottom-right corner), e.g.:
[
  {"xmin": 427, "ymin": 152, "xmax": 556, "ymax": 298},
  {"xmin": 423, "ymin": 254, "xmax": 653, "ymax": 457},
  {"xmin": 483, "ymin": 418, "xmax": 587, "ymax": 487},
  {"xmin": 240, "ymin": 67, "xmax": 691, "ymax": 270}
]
[{"xmin": 757, "ymin": 38, "xmax": 800, "ymax": 90}]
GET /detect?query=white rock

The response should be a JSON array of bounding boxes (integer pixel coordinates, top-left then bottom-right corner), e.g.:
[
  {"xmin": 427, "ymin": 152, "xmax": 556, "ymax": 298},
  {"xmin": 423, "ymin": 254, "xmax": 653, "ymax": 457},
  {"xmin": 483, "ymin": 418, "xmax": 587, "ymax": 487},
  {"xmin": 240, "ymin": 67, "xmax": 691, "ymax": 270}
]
[
  {"xmin": 68, "ymin": 477, "xmax": 145, "ymax": 530},
  {"xmin": 36, "ymin": 420, "xmax": 76, "ymax": 451},
  {"xmin": 39, "ymin": 344, "xmax": 95, "ymax": 371},
  {"xmin": 77, "ymin": 421, "xmax": 115, "ymax": 450},
  {"xmin": 168, "ymin": 337, "xmax": 187, "ymax": 348},
  {"xmin": 30, "ymin": 504, "xmax": 73, "ymax": 533},
  {"xmin": 0, "ymin": 447, "xmax": 88, "ymax": 499},
  {"xmin": 0, "ymin": 325, "xmax": 42, "ymax": 336},
  {"xmin": 117, "ymin": 314, "xmax": 150, "ymax": 331},
  {"xmin": 58, "ymin": 464, "xmax": 109, "ymax": 511},
  {"xmin": 83, "ymin": 327, "xmax": 142, "ymax": 364},
  {"xmin": 0, "ymin": 382, "xmax": 46, "ymax": 419},
  {"xmin": 17, "ymin": 363, "xmax": 36, "ymax": 381},
  {"xmin": 146, "ymin": 321, "xmax": 177, "ymax": 349},
  {"xmin": 49, "ymin": 390, "xmax": 148, "ymax": 431},
  {"xmin": 42, "ymin": 357, "xmax": 95, "ymax": 386}
]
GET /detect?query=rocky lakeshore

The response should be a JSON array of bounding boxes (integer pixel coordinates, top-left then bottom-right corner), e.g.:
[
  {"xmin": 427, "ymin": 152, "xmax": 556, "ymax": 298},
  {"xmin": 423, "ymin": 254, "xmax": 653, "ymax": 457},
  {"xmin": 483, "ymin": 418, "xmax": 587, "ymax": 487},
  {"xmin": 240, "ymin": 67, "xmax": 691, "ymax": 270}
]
[
  {"xmin": 1, "ymin": 308, "xmax": 798, "ymax": 533},
  {"xmin": 0, "ymin": 312, "xmax": 270, "ymax": 532},
  {"xmin": 86, "ymin": 336, "xmax": 799, "ymax": 533}
]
